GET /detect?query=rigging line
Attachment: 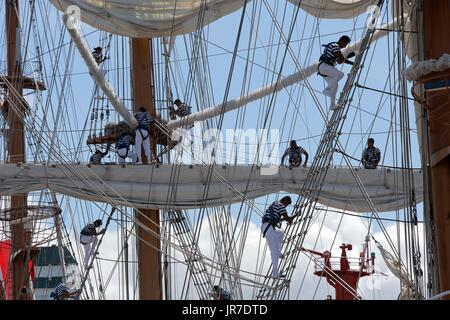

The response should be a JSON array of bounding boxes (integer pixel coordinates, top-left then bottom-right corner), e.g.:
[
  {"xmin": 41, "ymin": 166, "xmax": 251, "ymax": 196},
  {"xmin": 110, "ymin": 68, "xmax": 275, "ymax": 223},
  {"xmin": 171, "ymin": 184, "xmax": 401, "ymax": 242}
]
[
  {"xmin": 355, "ymin": 83, "xmax": 416, "ymax": 101},
  {"xmin": 314, "ymin": 207, "xmax": 424, "ymax": 224}
]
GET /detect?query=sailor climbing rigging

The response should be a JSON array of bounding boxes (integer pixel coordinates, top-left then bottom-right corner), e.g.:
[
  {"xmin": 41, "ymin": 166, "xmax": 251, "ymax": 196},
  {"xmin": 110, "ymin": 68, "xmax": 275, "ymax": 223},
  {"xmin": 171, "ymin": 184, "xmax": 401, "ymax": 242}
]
[
  {"xmin": 134, "ymin": 107, "xmax": 155, "ymax": 164},
  {"xmin": 169, "ymin": 99, "xmax": 191, "ymax": 119},
  {"xmin": 92, "ymin": 47, "xmax": 107, "ymax": 65},
  {"xmin": 261, "ymin": 196, "xmax": 295, "ymax": 278},
  {"xmin": 50, "ymin": 282, "xmax": 80, "ymax": 300},
  {"xmin": 317, "ymin": 35, "xmax": 354, "ymax": 110},
  {"xmin": 361, "ymin": 138, "xmax": 381, "ymax": 169},
  {"xmin": 212, "ymin": 285, "xmax": 232, "ymax": 300},
  {"xmin": 281, "ymin": 140, "xmax": 309, "ymax": 168},
  {"xmin": 116, "ymin": 132, "xmax": 138, "ymax": 164},
  {"xmin": 80, "ymin": 219, "xmax": 105, "ymax": 268}
]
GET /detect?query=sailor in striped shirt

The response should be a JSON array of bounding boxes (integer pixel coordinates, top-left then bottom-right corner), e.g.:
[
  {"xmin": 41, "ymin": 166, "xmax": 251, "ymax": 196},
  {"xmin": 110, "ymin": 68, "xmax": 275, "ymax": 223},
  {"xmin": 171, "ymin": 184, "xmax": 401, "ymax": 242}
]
[
  {"xmin": 89, "ymin": 143, "xmax": 111, "ymax": 164},
  {"xmin": 92, "ymin": 47, "xmax": 106, "ymax": 65},
  {"xmin": 317, "ymin": 35, "xmax": 353, "ymax": 110},
  {"xmin": 80, "ymin": 219, "xmax": 105, "ymax": 268},
  {"xmin": 169, "ymin": 99, "xmax": 194, "ymax": 129},
  {"xmin": 134, "ymin": 107, "xmax": 155, "ymax": 164},
  {"xmin": 50, "ymin": 282, "xmax": 79, "ymax": 300},
  {"xmin": 361, "ymin": 138, "xmax": 381, "ymax": 169},
  {"xmin": 281, "ymin": 140, "xmax": 309, "ymax": 168},
  {"xmin": 213, "ymin": 285, "xmax": 232, "ymax": 300},
  {"xmin": 116, "ymin": 132, "xmax": 138, "ymax": 164},
  {"xmin": 261, "ymin": 196, "xmax": 295, "ymax": 278}
]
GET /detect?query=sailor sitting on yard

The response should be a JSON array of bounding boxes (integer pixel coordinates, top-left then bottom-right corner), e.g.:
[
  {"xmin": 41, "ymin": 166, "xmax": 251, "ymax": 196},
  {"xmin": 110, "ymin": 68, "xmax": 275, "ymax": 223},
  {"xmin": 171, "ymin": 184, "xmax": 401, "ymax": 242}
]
[
  {"xmin": 317, "ymin": 35, "xmax": 354, "ymax": 110},
  {"xmin": 281, "ymin": 140, "xmax": 309, "ymax": 168},
  {"xmin": 89, "ymin": 143, "xmax": 110, "ymax": 164},
  {"xmin": 80, "ymin": 219, "xmax": 105, "ymax": 268},
  {"xmin": 116, "ymin": 132, "xmax": 138, "ymax": 164},
  {"xmin": 261, "ymin": 196, "xmax": 294, "ymax": 278},
  {"xmin": 50, "ymin": 282, "xmax": 80, "ymax": 300},
  {"xmin": 134, "ymin": 107, "xmax": 155, "ymax": 164}
]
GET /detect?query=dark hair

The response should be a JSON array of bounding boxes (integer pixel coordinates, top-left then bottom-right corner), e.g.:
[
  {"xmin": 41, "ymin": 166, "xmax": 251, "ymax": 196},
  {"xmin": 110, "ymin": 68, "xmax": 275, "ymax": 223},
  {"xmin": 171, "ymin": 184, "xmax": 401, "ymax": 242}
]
[
  {"xmin": 139, "ymin": 107, "xmax": 146, "ymax": 112},
  {"xmin": 213, "ymin": 285, "xmax": 219, "ymax": 291},
  {"xmin": 339, "ymin": 35, "xmax": 351, "ymax": 43},
  {"xmin": 174, "ymin": 99, "xmax": 182, "ymax": 105},
  {"xmin": 95, "ymin": 149, "xmax": 102, "ymax": 154},
  {"xmin": 368, "ymin": 138, "xmax": 374, "ymax": 144},
  {"xmin": 94, "ymin": 219, "xmax": 102, "ymax": 226},
  {"xmin": 94, "ymin": 47, "xmax": 102, "ymax": 51},
  {"xmin": 280, "ymin": 196, "xmax": 292, "ymax": 205},
  {"xmin": 290, "ymin": 140, "xmax": 297, "ymax": 145}
]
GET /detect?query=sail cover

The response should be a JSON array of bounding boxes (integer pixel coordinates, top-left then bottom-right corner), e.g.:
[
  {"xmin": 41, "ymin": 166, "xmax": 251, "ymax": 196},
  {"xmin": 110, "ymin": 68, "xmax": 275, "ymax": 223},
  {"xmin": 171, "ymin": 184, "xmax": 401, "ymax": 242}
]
[
  {"xmin": 0, "ymin": 164, "xmax": 422, "ymax": 213},
  {"xmin": 49, "ymin": 0, "xmax": 376, "ymax": 37}
]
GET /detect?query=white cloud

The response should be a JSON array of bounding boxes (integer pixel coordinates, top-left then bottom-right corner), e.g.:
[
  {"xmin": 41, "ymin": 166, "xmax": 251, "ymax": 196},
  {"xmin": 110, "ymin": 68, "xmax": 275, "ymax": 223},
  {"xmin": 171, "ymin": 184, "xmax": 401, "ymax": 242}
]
[{"xmin": 78, "ymin": 208, "xmax": 424, "ymax": 300}]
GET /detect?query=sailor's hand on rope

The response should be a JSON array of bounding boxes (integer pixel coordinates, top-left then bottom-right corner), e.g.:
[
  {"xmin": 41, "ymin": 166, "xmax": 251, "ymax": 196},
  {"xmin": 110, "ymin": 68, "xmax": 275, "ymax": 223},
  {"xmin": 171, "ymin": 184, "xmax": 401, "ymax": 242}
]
[
  {"xmin": 99, "ymin": 229, "xmax": 106, "ymax": 235},
  {"xmin": 287, "ymin": 216, "xmax": 295, "ymax": 224},
  {"xmin": 346, "ymin": 52, "xmax": 355, "ymax": 59}
]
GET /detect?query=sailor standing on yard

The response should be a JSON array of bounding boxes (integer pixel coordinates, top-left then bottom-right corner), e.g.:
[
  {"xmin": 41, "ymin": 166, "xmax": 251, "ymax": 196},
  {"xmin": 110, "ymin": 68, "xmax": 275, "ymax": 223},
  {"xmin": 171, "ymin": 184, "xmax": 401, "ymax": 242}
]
[
  {"xmin": 317, "ymin": 35, "xmax": 354, "ymax": 110},
  {"xmin": 361, "ymin": 138, "xmax": 381, "ymax": 169},
  {"xmin": 134, "ymin": 107, "xmax": 155, "ymax": 164},
  {"xmin": 261, "ymin": 196, "xmax": 294, "ymax": 278},
  {"xmin": 281, "ymin": 140, "xmax": 309, "ymax": 168},
  {"xmin": 80, "ymin": 219, "xmax": 105, "ymax": 268}
]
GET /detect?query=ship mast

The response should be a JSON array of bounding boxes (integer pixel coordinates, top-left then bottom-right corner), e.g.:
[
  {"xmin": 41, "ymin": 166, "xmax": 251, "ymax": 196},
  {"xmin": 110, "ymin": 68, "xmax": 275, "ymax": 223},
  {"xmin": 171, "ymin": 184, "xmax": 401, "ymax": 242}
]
[
  {"xmin": 4, "ymin": 0, "xmax": 30, "ymax": 300},
  {"xmin": 421, "ymin": 0, "xmax": 450, "ymax": 299},
  {"xmin": 131, "ymin": 38, "xmax": 162, "ymax": 300}
]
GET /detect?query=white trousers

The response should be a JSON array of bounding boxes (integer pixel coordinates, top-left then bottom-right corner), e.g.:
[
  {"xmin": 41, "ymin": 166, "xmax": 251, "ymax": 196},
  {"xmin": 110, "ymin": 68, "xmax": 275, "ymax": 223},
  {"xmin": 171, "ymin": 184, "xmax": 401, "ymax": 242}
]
[
  {"xmin": 135, "ymin": 129, "xmax": 152, "ymax": 164},
  {"xmin": 80, "ymin": 235, "xmax": 98, "ymax": 268},
  {"xmin": 117, "ymin": 148, "xmax": 138, "ymax": 164},
  {"xmin": 262, "ymin": 222, "xmax": 284, "ymax": 277},
  {"xmin": 319, "ymin": 63, "xmax": 344, "ymax": 107}
]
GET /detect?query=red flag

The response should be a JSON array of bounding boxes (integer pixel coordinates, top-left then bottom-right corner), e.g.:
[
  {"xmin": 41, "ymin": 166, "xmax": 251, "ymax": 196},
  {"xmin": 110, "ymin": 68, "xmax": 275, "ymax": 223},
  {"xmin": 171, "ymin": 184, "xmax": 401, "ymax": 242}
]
[{"xmin": 0, "ymin": 240, "xmax": 11, "ymax": 299}]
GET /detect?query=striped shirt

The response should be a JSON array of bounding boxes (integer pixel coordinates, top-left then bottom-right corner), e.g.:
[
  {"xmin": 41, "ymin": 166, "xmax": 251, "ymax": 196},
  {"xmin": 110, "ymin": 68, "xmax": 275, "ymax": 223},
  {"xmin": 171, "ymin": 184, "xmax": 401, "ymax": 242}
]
[
  {"xmin": 81, "ymin": 223, "xmax": 96, "ymax": 236},
  {"xmin": 362, "ymin": 147, "xmax": 381, "ymax": 169},
  {"xmin": 262, "ymin": 201, "xmax": 287, "ymax": 227},
  {"xmin": 218, "ymin": 288, "xmax": 231, "ymax": 300},
  {"xmin": 282, "ymin": 146, "xmax": 307, "ymax": 167},
  {"xmin": 320, "ymin": 42, "xmax": 341, "ymax": 66},
  {"xmin": 134, "ymin": 111, "xmax": 154, "ymax": 130},
  {"xmin": 116, "ymin": 134, "xmax": 134, "ymax": 150},
  {"xmin": 173, "ymin": 103, "xmax": 191, "ymax": 117},
  {"xmin": 51, "ymin": 283, "xmax": 69, "ymax": 300},
  {"xmin": 90, "ymin": 153, "xmax": 102, "ymax": 164},
  {"xmin": 92, "ymin": 51, "xmax": 103, "ymax": 64}
]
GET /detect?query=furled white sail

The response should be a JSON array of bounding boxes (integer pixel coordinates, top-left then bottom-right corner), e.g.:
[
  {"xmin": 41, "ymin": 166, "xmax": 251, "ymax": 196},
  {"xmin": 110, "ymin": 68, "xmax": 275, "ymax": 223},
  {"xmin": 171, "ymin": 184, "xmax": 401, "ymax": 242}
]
[
  {"xmin": 49, "ymin": 0, "xmax": 376, "ymax": 37},
  {"xmin": 0, "ymin": 164, "xmax": 422, "ymax": 213},
  {"xmin": 50, "ymin": 0, "xmax": 247, "ymax": 37},
  {"xmin": 289, "ymin": 0, "xmax": 376, "ymax": 19}
]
